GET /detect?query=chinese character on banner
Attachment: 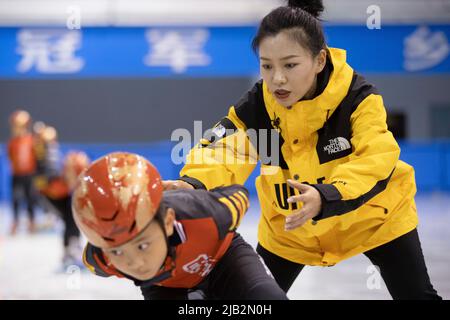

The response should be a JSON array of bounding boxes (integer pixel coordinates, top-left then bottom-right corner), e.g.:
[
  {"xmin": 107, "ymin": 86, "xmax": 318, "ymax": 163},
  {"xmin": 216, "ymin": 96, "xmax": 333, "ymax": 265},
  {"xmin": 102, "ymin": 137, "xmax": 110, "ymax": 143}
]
[
  {"xmin": 16, "ymin": 29, "xmax": 84, "ymax": 74},
  {"xmin": 403, "ymin": 26, "xmax": 450, "ymax": 72},
  {"xmin": 144, "ymin": 28, "xmax": 211, "ymax": 74}
]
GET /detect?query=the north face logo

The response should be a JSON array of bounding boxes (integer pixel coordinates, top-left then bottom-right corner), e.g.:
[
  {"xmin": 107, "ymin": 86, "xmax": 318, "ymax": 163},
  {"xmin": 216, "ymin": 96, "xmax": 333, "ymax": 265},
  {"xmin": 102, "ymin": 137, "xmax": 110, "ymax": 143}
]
[{"xmin": 323, "ymin": 137, "xmax": 351, "ymax": 155}]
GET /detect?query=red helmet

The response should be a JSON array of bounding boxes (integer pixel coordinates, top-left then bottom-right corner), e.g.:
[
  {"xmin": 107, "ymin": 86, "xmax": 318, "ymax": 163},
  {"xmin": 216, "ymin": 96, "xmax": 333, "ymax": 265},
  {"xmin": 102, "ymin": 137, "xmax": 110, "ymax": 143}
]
[
  {"xmin": 63, "ymin": 151, "xmax": 91, "ymax": 191},
  {"xmin": 72, "ymin": 152, "xmax": 163, "ymax": 248},
  {"xmin": 9, "ymin": 110, "xmax": 31, "ymax": 128}
]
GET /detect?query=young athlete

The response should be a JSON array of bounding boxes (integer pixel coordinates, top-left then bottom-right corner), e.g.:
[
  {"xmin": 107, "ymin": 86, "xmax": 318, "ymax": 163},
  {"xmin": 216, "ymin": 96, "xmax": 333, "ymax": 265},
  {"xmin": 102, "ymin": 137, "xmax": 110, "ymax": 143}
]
[
  {"xmin": 33, "ymin": 125, "xmax": 90, "ymax": 266},
  {"xmin": 164, "ymin": 0, "xmax": 441, "ymax": 300},
  {"xmin": 7, "ymin": 110, "xmax": 37, "ymax": 234},
  {"xmin": 72, "ymin": 152, "xmax": 287, "ymax": 300}
]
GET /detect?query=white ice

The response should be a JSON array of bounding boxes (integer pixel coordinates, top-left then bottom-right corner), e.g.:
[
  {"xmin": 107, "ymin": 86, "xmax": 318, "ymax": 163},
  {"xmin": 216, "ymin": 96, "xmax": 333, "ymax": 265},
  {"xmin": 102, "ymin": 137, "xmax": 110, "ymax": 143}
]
[{"xmin": 1, "ymin": 193, "xmax": 449, "ymax": 300}]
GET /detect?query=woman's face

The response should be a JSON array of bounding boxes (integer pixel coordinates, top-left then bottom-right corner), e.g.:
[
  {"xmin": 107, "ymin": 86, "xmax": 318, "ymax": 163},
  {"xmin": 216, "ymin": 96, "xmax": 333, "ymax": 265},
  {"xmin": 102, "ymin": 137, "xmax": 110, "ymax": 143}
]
[
  {"xmin": 103, "ymin": 208, "xmax": 175, "ymax": 281},
  {"xmin": 259, "ymin": 31, "xmax": 326, "ymax": 107}
]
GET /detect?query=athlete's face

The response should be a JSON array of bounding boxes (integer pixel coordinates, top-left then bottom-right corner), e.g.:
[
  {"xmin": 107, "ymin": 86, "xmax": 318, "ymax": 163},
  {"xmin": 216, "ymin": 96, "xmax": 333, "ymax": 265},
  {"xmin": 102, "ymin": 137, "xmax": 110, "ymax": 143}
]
[
  {"xmin": 103, "ymin": 208, "xmax": 175, "ymax": 281},
  {"xmin": 259, "ymin": 31, "xmax": 326, "ymax": 107}
]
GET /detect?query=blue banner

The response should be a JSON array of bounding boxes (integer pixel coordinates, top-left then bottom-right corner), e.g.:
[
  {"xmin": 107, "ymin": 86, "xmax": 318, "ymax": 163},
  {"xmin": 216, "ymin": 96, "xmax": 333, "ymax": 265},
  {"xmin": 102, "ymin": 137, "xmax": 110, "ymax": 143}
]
[{"xmin": 0, "ymin": 25, "xmax": 449, "ymax": 78}]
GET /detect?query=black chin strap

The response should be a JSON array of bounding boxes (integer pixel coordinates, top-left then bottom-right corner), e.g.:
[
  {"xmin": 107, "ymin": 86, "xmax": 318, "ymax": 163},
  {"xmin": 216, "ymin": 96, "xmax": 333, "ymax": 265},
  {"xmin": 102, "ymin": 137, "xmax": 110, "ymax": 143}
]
[{"xmin": 155, "ymin": 205, "xmax": 176, "ymax": 271}]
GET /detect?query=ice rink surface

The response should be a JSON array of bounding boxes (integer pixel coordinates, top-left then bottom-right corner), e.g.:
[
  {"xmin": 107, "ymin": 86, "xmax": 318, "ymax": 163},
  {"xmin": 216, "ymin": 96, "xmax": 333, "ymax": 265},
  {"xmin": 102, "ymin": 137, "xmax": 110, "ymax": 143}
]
[{"xmin": 1, "ymin": 193, "xmax": 449, "ymax": 300}]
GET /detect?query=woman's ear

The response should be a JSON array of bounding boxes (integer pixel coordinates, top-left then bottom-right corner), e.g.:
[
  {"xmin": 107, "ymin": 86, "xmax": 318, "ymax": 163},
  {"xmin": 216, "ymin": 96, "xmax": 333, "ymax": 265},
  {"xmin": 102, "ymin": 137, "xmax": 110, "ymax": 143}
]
[
  {"xmin": 164, "ymin": 208, "xmax": 176, "ymax": 236},
  {"xmin": 315, "ymin": 49, "xmax": 327, "ymax": 74}
]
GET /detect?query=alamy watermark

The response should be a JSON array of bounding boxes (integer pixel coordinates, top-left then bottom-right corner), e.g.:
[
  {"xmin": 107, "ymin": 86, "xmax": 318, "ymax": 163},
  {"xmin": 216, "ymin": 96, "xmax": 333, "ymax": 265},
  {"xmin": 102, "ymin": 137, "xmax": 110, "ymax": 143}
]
[
  {"xmin": 366, "ymin": 5, "xmax": 381, "ymax": 30},
  {"xmin": 66, "ymin": 265, "xmax": 82, "ymax": 290},
  {"xmin": 170, "ymin": 121, "xmax": 280, "ymax": 174},
  {"xmin": 66, "ymin": 5, "xmax": 81, "ymax": 30},
  {"xmin": 366, "ymin": 265, "xmax": 382, "ymax": 290}
]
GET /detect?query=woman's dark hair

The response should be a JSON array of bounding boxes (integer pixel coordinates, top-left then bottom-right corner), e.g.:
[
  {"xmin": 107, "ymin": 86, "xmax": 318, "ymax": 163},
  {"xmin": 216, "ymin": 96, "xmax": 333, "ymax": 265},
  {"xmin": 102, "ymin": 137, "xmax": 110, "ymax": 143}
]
[{"xmin": 252, "ymin": 0, "xmax": 326, "ymax": 57}]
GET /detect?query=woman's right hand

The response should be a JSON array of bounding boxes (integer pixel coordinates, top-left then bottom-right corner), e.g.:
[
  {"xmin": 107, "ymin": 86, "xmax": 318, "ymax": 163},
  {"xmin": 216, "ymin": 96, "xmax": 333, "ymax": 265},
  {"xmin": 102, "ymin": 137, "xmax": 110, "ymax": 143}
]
[{"xmin": 162, "ymin": 180, "xmax": 195, "ymax": 191}]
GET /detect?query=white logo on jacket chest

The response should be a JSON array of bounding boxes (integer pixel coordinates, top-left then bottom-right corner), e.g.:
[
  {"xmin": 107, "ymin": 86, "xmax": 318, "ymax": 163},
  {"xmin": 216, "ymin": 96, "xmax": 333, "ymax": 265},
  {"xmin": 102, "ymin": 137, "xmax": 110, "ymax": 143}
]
[
  {"xmin": 182, "ymin": 254, "xmax": 214, "ymax": 277},
  {"xmin": 323, "ymin": 137, "xmax": 351, "ymax": 155},
  {"xmin": 212, "ymin": 124, "xmax": 226, "ymax": 138}
]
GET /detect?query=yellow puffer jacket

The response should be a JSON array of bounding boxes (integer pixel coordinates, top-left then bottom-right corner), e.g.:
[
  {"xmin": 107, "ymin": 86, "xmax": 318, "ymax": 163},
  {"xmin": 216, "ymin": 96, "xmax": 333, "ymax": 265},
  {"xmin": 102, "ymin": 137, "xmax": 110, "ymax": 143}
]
[{"xmin": 179, "ymin": 47, "xmax": 418, "ymax": 266}]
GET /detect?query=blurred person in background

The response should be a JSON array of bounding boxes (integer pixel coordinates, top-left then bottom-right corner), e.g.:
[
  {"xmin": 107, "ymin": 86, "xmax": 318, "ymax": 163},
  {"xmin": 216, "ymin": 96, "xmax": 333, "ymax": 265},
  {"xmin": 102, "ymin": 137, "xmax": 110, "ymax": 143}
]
[
  {"xmin": 32, "ymin": 121, "xmax": 47, "ymax": 184},
  {"xmin": 7, "ymin": 109, "xmax": 37, "ymax": 235},
  {"xmin": 33, "ymin": 125, "xmax": 90, "ymax": 268},
  {"xmin": 32, "ymin": 120, "xmax": 54, "ymax": 216}
]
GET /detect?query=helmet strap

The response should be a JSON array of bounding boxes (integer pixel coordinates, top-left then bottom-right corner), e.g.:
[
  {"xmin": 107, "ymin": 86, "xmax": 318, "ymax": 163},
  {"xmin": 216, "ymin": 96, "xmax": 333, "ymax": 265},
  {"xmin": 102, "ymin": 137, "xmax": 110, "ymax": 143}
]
[{"xmin": 154, "ymin": 204, "xmax": 176, "ymax": 270}]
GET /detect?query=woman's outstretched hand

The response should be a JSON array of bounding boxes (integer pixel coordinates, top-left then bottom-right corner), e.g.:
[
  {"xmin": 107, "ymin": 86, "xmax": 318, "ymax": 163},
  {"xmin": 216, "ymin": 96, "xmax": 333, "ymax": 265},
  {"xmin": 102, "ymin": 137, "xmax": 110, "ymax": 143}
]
[
  {"xmin": 162, "ymin": 180, "xmax": 195, "ymax": 191},
  {"xmin": 284, "ymin": 179, "xmax": 322, "ymax": 231}
]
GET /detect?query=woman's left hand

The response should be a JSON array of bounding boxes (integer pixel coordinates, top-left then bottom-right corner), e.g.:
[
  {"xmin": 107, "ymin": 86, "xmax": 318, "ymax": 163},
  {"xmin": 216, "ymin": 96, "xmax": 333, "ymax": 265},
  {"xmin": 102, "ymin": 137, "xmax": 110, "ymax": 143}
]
[{"xmin": 285, "ymin": 179, "xmax": 322, "ymax": 231}]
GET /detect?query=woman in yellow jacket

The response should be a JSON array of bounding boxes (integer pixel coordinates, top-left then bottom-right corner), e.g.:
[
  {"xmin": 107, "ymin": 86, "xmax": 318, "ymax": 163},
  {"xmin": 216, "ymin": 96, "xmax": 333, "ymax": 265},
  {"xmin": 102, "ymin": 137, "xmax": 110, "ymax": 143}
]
[{"xmin": 164, "ymin": 0, "xmax": 441, "ymax": 299}]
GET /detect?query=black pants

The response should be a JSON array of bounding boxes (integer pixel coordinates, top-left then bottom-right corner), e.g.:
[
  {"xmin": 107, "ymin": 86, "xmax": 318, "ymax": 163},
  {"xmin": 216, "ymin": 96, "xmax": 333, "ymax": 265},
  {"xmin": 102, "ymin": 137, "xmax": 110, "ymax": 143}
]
[
  {"xmin": 47, "ymin": 196, "xmax": 80, "ymax": 247},
  {"xmin": 141, "ymin": 233, "xmax": 288, "ymax": 300},
  {"xmin": 11, "ymin": 175, "xmax": 36, "ymax": 222},
  {"xmin": 256, "ymin": 229, "xmax": 442, "ymax": 300}
]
